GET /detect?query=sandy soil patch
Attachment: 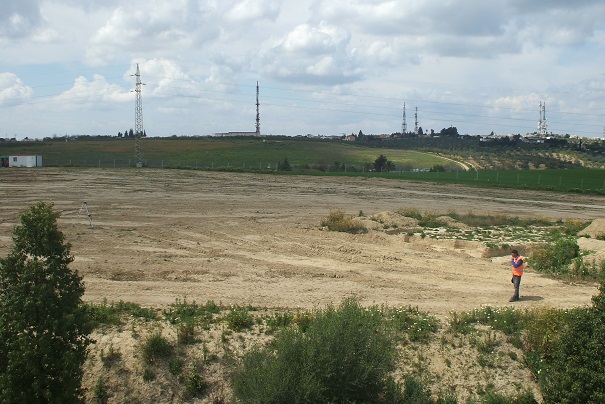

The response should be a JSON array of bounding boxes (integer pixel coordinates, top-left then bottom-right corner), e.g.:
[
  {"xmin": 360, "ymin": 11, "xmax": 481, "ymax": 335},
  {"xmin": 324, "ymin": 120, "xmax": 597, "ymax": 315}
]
[{"xmin": 1, "ymin": 168, "xmax": 602, "ymax": 315}]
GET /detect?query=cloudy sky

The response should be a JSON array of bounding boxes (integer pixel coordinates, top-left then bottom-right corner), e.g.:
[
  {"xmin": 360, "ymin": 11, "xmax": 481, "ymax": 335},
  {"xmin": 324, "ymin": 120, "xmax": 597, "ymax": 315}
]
[{"xmin": 1, "ymin": 0, "xmax": 605, "ymax": 139}]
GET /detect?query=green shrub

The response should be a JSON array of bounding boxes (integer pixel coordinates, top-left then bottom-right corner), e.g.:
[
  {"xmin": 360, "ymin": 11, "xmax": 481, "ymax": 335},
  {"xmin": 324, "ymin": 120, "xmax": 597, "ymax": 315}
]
[
  {"xmin": 87, "ymin": 299, "xmax": 157, "ymax": 327},
  {"xmin": 142, "ymin": 368, "xmax": 156, "ymax": 382},
  {"xmin": 292, "ymin": 309, "xmax": 314, "ymax": 332},
  {"xmin": 183, "ymin": 373, "xmax": 206, "ymax": 399},
  {"xmin": 387, "ymin": 305, "xmax": 439, "ymax": 343},
  {"xmin": 163, "ymin": 298, "xmax": 221, "ymax": 329},
  {"xmin": 562, "ymin": 219, "xmax": 589, "ymax": 235},
  {"xmin": 168, "ymin": 357, "xmax": 184, "ymax": 376},
  {"xmin": 226, "ymin": 306, "xmax": 254, "ymax": 332},
  {"xmin": 321, "ymin": 210, "xmax": 368, "ymax": 234},
  {"xmin": 449, "ymin": 306, "xmax": 523, "ymax": 336},
  {"xmin": 417, "ymin": 213, "xmax": 447, "ymax": 228},
  {"xmin": 141, "ymin": 332, "xmax": 173, "ymax": 363},
  {"xmin": 100, "ymin": 344, "xmax": 122, "ymax": 368},
  {"xmin": 86, "ymin": 300, "xmax": 123, "ymax": 327},
  {"xmin": 176, "ymin": 319, "xmax": 197, "ymax": 345},
  {"xmin": 568, "ymin": 256, "xmax": 605, "ymax": 281},
  {"xmin": 481, "ymin": 389, "xmax": 537, "ymax": 403},
  {"xmin": 401, "ymin": 375, "xmax": 433, "ymax": 403},
  {"xmin": 397, "ymin": 207, "xmax": 423, "ymax": 220},
  {"xmin": 265, "ymin": 311, "xmax": 294, "ymax": 333},
  {"xmin": 538, "ymin": 281, "xmax": 605, "ymax": 403},
  {"xmin": 232, "ymin": 298, "xmax": 397, "ymax": 403},
  {"xmin": 93, "ymin": 377, "xmax": 108, "ymax": 402},
  {"xmin": 522, "ymin": 307, "xmax": 571, "ymax": 377},
  {"xmin": 530, "ymin": 236, "xmax": 579, "ymax": 275}
]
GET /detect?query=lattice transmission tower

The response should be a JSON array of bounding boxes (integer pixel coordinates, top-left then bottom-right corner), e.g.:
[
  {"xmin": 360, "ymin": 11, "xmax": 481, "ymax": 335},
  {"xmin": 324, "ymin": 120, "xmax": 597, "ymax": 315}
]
[
  {"xmin": 401, "ymin": 103, "xmax": 407, "ymax": 134},
  {"xmin": 255, "ymin": 81, "xmax": 260, "ymax": 136},
  {"xmin": 133, "ymin": 63, "xmax": 145, "ymax": 167}
]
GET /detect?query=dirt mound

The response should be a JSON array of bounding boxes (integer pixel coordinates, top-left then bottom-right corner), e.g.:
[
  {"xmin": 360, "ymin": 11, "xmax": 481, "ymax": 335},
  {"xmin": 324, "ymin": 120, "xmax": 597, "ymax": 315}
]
[
  {"xmin": 436, "ymin": 215, "xmax": 469, "ymax": 229},
  {"xmin": 577, "ymin": 237, "xmax": 605, "ymax": 266},
  {"xmin": 369, "ymin": 211, "xmax": 419, "ymax": 230},
  {"xmin": 579, "ymin": 219, "xmax": 605, "ymax": 238}
]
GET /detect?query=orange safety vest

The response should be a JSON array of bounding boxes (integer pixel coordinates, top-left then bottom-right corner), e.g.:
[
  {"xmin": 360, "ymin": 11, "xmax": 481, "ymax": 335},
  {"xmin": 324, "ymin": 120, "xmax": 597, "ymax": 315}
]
[{"xmin": 511, "ymin": 256, "xmax": 524, "ymax": 276}]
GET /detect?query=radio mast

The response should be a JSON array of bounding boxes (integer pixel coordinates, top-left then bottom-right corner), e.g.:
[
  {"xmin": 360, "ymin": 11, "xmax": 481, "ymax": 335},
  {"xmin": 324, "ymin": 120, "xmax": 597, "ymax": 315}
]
[
  {"xmin": 538, "ymin": 101, "xmax": 548, "ymax": 137},
  {"xmin": 414, "ymin": 107, "xmax": 418, "ymax": 134},
  {"xmin": 401, "ymin": 103, "xmax": 407, "ymax": 134}
]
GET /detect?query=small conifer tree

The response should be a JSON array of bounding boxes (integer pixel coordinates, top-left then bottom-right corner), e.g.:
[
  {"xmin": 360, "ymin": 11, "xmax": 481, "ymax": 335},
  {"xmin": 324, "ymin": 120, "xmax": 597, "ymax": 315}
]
[{"xmin": 0, "ymin": 202, "xmax": 91, "ymax": 403}]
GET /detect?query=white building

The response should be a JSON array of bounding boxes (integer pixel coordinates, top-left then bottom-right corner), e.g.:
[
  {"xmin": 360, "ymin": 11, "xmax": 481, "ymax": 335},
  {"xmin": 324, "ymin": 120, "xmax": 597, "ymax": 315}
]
[{"xmin": 3, "ymin": 155, "xmax": 44, "ymax": 167}]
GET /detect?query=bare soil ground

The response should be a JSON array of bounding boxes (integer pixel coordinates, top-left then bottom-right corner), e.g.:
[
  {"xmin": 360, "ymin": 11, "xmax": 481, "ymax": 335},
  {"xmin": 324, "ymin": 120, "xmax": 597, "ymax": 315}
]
[
  {"xmin": 1, "ymin": 168, "xmax": 604, "ymax": 402},
  {"xmin": 1, "ymin": 168, "xmax": 601, "ymax": 314}
]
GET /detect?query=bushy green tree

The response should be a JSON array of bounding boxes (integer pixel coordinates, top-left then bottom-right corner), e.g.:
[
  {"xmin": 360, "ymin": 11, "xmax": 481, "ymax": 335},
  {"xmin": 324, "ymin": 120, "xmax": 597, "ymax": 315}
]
[
  {"xmin": 540, "ymin": 281, "xmax": 605, "ymax": 403},
  {"xmin": 0, "ymin": 202, "xmax": 92, "ymax": 403},
  {"xmin": 232, "ymin": 298, "xmax": 397, "ymax": 403},
  {"xmin": 374, "ymin": 154, "xmax": 388, "ymax": 172}
]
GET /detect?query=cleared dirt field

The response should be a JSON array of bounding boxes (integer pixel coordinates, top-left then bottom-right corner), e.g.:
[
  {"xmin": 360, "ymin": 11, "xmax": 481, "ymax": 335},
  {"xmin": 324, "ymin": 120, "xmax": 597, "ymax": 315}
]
[{"xmin": 1, "ymin": 168, "xmax": 602, "ymax": 315}]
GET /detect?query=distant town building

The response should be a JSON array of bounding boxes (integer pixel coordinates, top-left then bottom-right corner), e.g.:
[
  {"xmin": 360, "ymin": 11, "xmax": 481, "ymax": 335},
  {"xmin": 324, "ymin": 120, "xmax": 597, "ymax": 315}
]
[{"xmin": 214, "ymin": 132, "xmax": 260, "ymax": 137}]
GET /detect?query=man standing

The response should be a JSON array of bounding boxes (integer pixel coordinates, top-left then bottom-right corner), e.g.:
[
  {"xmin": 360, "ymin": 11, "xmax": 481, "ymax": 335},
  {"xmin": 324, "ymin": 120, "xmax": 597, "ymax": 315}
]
[{"xmin": 510, "ymin": 249, "xmax": 524, "ymax": 302}]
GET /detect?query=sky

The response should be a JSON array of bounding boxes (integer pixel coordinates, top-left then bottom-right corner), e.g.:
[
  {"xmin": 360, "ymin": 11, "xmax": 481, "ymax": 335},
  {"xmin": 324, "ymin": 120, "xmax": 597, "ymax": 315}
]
[{"xmin": 1, "ymin": 0, "xmax": 605, "ymax": 139}]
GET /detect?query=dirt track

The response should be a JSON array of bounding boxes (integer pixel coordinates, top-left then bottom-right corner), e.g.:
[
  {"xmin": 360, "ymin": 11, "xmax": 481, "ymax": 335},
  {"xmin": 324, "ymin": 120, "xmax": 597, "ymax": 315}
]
[{"xmin": 1, "ymin": 168, "xmax": 603, "ymax": 315}]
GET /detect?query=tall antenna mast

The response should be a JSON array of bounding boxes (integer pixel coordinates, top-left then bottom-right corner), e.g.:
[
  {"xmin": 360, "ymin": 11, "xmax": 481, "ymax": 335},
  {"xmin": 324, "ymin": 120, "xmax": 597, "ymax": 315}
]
[
  {"xmin": 255, "ymin": 81, "xmax": 260, "ymax": 136},
  {"xmin": 133, "ymin": 63, "xmax": 145, "ymax": 167},
  {"xmin": 401, "ymin": 103, "xmax": 407, "ymax": 134},
  {"xmin": 540, "ymin": 101, "xmax": 547, "ymax": 136},
  {"xmin": 414, "ymin": 107, "xmax": 418, "ymax": 134},
  {"xmin": 538, "ymin": 102, "xmax": 542, "ymax": 134}
]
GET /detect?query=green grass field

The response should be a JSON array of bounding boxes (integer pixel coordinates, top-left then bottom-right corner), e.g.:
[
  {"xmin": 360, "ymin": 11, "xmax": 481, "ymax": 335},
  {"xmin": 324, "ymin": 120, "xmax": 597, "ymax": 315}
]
[
  {"xmin": 0, "ymin": 137, "xmax": 454, "ymax": 170},
  {"xmin": 392, "ymin": 168, "xmax": 605, "ymax": 193},
  {"xmin": 2, "ymin": 137, "xmax": 605, "ymax": 193}
]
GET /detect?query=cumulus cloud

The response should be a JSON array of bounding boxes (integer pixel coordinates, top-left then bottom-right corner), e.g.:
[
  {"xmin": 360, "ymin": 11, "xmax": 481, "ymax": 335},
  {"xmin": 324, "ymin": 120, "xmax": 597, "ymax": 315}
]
[
  {"xmin": 54, "ymin": 74, "xmax": 130, "ymax": 106},
  {"xmin": 2, "ymin": 0, "xmax": 605, "ymax": 138},
  {"xmin": 54, "ymin": 0, "xmax": 123, "ymax": 11},
  {"xmin": 0, "ymin": 0, "xmax": 44, "ymax": 39},
  {"xmin": 311, "ymin": 0, "xmax": 605, "ymax": 59},
  {"xmin": 0, "ymin": 73, "xmax": 33, "ymax": 105},
  {"xmin": 85, "ymin": 1, "xmax": 222, "ymax": 66},
  {"xmin": 225, "ymin": 0, "xmax": 281, "ymax": 23},
  {"xmin": 258, "ymin": 22, "xmax": 362, "ymax": 84},
  {"xmin": 130, "ymin": 58, "xmax": 198, "ymax": 98}
]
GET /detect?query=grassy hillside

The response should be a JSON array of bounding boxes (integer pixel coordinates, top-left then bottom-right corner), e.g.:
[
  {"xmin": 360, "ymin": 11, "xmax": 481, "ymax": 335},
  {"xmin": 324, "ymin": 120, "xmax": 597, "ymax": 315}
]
[
  {"xmin": 0, "ymin": 137, "xmax": 457, "ymax": 170},
  {"xmin": 3, "ymin": 136, "xmax": 605, "ymax": 194}
]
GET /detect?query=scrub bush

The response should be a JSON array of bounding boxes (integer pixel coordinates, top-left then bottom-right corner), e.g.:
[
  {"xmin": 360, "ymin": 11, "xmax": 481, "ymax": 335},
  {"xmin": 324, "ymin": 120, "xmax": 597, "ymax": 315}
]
[
  {"xmin": 321, "ymin": 210, "xmax": 368, "ymax": 234},
  {"xmin": 141, "ymin": 332, "xmax": 173, "ymax": 363},
  {"xmin": 232, "ymin": 298, "xmax": 396, "ymax": 403},
  {"xmin": 538, "ymin": 281, "xmax": 605, "ymax": 403},
  {"xmin": 529, "ymin": 236, "xmax": 579, "ymax": 275}
]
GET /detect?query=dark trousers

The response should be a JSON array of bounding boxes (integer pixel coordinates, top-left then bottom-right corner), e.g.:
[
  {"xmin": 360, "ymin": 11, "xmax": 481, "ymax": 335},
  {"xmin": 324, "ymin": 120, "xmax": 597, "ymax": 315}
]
[{"xmin": 512, "ymin": 275, "xmax": 522, "ymax": 300}]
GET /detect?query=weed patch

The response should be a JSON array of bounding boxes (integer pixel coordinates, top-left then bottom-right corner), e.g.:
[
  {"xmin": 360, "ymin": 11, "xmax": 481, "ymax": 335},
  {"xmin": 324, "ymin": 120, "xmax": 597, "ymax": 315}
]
[{"xmin": 321, "ymin": 210, "xmax": 368, "ymax": 234}]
